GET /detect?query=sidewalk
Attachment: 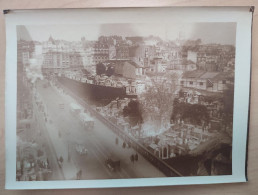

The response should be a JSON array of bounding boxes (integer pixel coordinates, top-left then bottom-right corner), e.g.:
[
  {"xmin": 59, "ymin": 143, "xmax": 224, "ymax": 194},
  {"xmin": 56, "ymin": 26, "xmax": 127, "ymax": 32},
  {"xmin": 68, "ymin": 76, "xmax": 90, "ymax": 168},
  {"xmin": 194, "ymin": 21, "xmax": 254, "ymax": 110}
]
[
  {"xmin": 36, "ymin": 82, "xmax": 80, "ymax": 180},
  {"xmin": 44, "ymin": 121, "xmax": 78, "ymax": 180}
]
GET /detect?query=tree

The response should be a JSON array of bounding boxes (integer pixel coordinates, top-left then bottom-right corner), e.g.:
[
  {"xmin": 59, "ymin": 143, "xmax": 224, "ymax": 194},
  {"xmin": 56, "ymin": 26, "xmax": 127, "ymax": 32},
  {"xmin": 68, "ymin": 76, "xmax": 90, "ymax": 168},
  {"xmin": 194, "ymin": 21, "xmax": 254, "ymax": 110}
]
[
  {"xmin": 171, "ymin": 101, "xmax": 210, "ymax": 125},
  {"xmin": 134, "ymin": 153, "xmax": 138, "ymax": 161},
  {"xmin": 130, "ymin": 154, "xmax": 135, "ymax": 163},
  {"xmin": 140, "ymin": 72, "xmax": 180, "ymax": 128},
  {"xmin": 221, "ymin": 84, "xmax": 234, "ymax": 132},
  {"xmin": 123, "ymin": 100, "xmax": 143, "ymax": 126},
  {"xmin": 96, "ymin": 63, "xmax": 106, "ymax": 75}
]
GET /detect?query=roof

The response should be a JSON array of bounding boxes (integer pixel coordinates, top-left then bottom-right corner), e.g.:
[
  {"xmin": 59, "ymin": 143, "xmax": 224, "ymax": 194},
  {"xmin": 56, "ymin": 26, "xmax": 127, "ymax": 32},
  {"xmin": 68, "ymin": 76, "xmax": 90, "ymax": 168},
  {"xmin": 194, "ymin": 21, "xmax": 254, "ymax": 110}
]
[
  {"xmin": 94, "ymin": 43, "xmax": 109, "ymax": 48},
  {"xmin": 182, "ymin": 71, "xmax": 230, "ymax": 81},
  {"xmin": 208, "ymin": 72, "xmax": 233, "ymax": 82},
  {"xmin": 125, "ymin": 60, "xmax": 141, "ymax": 68},
  {"xmin": 107, "ymin": 59, "xmax": 141, "ymax": 68},
  {"xmin": 181, "ymin": 87, "xmax": 224, "ymax": 96},
  {"xmin": 182, "ymin": 70, "xmax": 206, "ymax": 78},
  {"xmin": 200, "ymin": 72, "xmax": 220, "ymax": 79},
  {"xmin": 48, "ymin": 35, "xmax": 55, "ymax": 44}
]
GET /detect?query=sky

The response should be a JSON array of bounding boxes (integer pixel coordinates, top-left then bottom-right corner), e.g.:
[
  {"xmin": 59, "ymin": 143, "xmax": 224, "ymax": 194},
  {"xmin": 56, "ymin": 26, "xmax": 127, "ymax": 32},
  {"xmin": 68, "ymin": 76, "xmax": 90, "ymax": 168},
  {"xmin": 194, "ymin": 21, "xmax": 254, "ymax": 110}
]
[{"xmin": 17, "ymin": 23, "xmax": 236, "ymax": 45}]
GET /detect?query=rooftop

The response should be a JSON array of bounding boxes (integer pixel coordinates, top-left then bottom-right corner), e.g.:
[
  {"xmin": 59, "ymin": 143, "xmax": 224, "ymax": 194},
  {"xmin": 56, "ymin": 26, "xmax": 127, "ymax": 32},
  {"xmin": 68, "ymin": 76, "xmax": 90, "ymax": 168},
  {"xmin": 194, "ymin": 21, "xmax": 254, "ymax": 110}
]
[{"xmin": 182, "ymin": 71, "xmax": 231, "ymax": 81}]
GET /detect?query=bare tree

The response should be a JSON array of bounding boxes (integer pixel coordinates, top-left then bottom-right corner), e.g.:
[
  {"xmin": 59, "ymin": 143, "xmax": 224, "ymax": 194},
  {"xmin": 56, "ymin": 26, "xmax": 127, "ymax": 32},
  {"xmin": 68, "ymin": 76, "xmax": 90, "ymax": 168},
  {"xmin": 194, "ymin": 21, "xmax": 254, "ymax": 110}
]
[{"xmin": 139, "ymin": 72, "xmax": 181, "ymax": 131}]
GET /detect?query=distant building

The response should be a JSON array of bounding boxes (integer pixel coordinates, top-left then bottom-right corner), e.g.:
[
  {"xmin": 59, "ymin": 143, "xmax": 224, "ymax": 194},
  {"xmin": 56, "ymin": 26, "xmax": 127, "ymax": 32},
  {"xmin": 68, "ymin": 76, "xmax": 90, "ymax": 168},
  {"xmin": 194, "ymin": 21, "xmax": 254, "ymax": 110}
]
[
  {"xmin": 93, "ymin": 54, "xmax": 109, "ymax": 64},
  {"xmin": 168, "ymin": 59, "xmax": 196, "ymax": 71},
  {"xmin": 146, "ymin": 58, "xmax": 168, "ymax": 73},
  {"xmin": 180, "ymin": 70, "xmax": 233, "ymax": 93},
  {"xmin": 197, "ymin": 52, "xmax": 219, "ymax": 71},
  {"xmin": 111, "ymin": 60, "xmax": 143, "ymax": 79},
  {"xmin": 196, "ymin": 44, "xmax": 235, "ymax": 72},
  {"xmin": 187, "ymin": 50, "xmax": 197, "ymax": 63},
  {"xmin": 125, "ymin": 36, "xmax": 144, "ymax": 44},
  {"xmin": 109, "ymin": 45, "xmax": 116, "ymax": 59},
  {"xmin": 17, "ymin": 40, "xmax": 34, "ymax": 66},
  {"xmin": 115, "ymin": 44, "xmax": 129, "ymax": 59},
  {"xmin": 42, "ymin": 51, "xmax": 83, "ymax": 73},
  {"xmin": 129, "ymin": 44, "xmax": 156, "ymax": 67},
  {"xmin": 166, "ymin": 45, "xmax": 197, "ymax": 71},
  {"xmin": 92, "ymin": 42, "xmax": 110, "ymax": 64}
]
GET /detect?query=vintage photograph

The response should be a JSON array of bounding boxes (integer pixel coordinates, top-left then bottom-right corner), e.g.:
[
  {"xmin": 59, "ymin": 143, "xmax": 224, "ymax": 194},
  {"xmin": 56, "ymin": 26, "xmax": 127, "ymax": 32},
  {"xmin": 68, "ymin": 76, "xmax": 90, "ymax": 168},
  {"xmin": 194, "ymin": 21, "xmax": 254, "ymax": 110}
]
[{"xmin": 16, "ymin": 22, "xmax": 236, "ymax": 181}]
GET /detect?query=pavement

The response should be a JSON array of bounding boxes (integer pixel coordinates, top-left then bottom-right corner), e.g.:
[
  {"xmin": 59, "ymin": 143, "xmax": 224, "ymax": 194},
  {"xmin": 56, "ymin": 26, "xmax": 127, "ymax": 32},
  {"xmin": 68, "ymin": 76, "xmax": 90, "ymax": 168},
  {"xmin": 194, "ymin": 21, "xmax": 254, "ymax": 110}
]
[
  {"xmin": 44, "ymin": 121, "xmax": 78, "ymax": 180},
  {"xmin": 32, "ymin": 89, "xmax": 65, "ymax": 180}
]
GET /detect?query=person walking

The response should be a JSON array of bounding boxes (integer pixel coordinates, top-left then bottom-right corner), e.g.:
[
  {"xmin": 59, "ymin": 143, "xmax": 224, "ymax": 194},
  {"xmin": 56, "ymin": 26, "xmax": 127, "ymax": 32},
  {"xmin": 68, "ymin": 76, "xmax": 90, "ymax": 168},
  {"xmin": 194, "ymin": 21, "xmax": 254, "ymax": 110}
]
[
  {"xmin": 130, "ymin": 154, "xmax": 135, "ymax": 164},
  {"xmin": 135, "ymin": 153, "xmax": 138, "ymax": 161}
]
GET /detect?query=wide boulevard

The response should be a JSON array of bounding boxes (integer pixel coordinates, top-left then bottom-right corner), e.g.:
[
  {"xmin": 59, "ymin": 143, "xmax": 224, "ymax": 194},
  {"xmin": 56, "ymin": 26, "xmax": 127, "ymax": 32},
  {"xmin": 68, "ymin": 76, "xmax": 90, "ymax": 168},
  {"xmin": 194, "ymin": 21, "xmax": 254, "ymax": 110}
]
[{"xmin": 35, "ymin": 79, "xmax": 165, "ymax": 180}]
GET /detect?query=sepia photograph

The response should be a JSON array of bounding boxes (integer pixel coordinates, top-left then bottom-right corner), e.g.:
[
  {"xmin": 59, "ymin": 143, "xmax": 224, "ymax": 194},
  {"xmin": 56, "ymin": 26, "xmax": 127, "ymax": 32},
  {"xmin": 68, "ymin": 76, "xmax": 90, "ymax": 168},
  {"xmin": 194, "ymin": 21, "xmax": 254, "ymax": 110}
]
[
  {"xmin": 5, "ymin": 7, "xmax": 252, "ymax": 188},
  {"xmin": 16, "ymin": 22, "xmax": 236, "ymax": 181}
]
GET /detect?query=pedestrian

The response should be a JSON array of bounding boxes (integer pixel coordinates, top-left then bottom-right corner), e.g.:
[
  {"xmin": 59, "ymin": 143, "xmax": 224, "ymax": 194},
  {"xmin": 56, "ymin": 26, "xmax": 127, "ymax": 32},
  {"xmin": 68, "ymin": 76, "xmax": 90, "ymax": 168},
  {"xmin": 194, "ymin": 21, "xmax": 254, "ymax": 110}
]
[
  {"xmin": 47, "ymin": 158, "xmax": 50, "ymax": 169},
  {"xmin": 135, "ymin": 153, "xmax": 138, "ymax": 161},
  {"xmin": 59, "ymin": 156, "xmax": 63, "ymax": 163},
  {"xmin": 77, "ymin": 169, "xmax": 82, "ymax": 180},
  {"xmin": 130, "ymin": 154, "xmax": 135, "ymax": 164},
  {"xmin": 79, "ymin": 169, "xmax": 82, "ymax": 178}
]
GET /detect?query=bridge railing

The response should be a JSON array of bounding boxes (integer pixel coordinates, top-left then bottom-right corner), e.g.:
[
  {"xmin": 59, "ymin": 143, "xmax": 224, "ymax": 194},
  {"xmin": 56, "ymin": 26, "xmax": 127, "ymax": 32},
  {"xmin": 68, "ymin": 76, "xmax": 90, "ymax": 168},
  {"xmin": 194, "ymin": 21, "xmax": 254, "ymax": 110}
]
[{"xmin": 57, "ymin": 79, "xmax": 183, "ymax": 177}]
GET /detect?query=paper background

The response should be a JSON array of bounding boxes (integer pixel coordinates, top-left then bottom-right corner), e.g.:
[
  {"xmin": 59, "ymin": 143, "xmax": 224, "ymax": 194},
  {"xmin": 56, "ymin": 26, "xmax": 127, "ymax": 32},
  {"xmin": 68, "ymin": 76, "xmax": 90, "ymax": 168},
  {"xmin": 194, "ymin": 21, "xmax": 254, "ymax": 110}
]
[
  {"xmin": 0, "ymin": 1, "xmax": 257, "ymax": 195},
  {"xmin": 4, "ymin": 7, "xmax": 252, "ymax": 189}
]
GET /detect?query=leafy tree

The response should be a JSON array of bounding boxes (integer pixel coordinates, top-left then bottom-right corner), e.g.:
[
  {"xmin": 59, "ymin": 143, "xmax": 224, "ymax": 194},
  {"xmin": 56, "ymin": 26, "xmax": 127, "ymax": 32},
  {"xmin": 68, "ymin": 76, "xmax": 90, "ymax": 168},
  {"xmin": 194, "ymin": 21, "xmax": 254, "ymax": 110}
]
[
  {"xmin": 221, "ymin": 84, "xmax": 234, "ymax": 131},
  {"xmin": 130, "ymin": 154, "xmax": 135, "ymax": 163},
  {"xmin": 123, "ymin": 100, "xmax": 143, "ymax": 126},
  {"xmin": 96, "ymin": 63, "xmax": 106, "ymax": 75},
  {"xmin": 171, "ymin": 101, "xmax": 210, "ymax": 125},
  {"xmin": 134, "ymin": 154, "xmax": 138, "ymax": 161}
]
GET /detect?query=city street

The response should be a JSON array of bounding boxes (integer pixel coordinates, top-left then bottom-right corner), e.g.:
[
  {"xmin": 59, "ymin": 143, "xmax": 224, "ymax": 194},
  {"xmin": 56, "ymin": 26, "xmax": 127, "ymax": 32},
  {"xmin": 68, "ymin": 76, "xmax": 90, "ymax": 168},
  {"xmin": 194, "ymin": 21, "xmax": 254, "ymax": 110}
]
[
  {"xmin": 32, "ymin": 96, "xmax": 65, "ymax": 180},
  {"xmin": 36, "ymin": 79, "xmax": 165, "ymax": 180}
]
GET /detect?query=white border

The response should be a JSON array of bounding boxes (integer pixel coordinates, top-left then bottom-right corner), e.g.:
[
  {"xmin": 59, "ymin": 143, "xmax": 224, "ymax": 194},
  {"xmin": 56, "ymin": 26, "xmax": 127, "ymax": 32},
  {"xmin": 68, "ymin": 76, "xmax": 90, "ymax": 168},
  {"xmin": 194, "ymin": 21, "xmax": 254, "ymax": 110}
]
[{"xmin": 5, "ymin": 7, "xmax": 252, "ymax": 189}]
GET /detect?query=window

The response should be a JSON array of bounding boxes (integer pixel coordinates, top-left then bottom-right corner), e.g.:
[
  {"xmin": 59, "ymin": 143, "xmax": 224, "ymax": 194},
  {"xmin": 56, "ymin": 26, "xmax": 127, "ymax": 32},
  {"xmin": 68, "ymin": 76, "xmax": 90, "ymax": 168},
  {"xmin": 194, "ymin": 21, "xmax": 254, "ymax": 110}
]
[
  {"xmin": 190, "ymin": 81, "xmax": 193, "ymax": 85},
  {"xmin": 222, "ymin": 80, "xmax": 226, "ymax": 84},
  {"xmin": 199, "ymin": 82, "xmax": 203, "ymax": 86},
  {"xmin": 181, "ymin": 81, "xmax": 184, "ymax": 84}
]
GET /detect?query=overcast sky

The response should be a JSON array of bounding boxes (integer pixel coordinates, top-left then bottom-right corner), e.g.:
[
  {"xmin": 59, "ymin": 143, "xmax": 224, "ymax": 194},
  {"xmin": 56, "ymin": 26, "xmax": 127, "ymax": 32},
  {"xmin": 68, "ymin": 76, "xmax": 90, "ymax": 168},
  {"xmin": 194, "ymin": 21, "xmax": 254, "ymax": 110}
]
[{"xmin": 17, "ymin": 23, "xmax": 236, "ymax": 45}]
